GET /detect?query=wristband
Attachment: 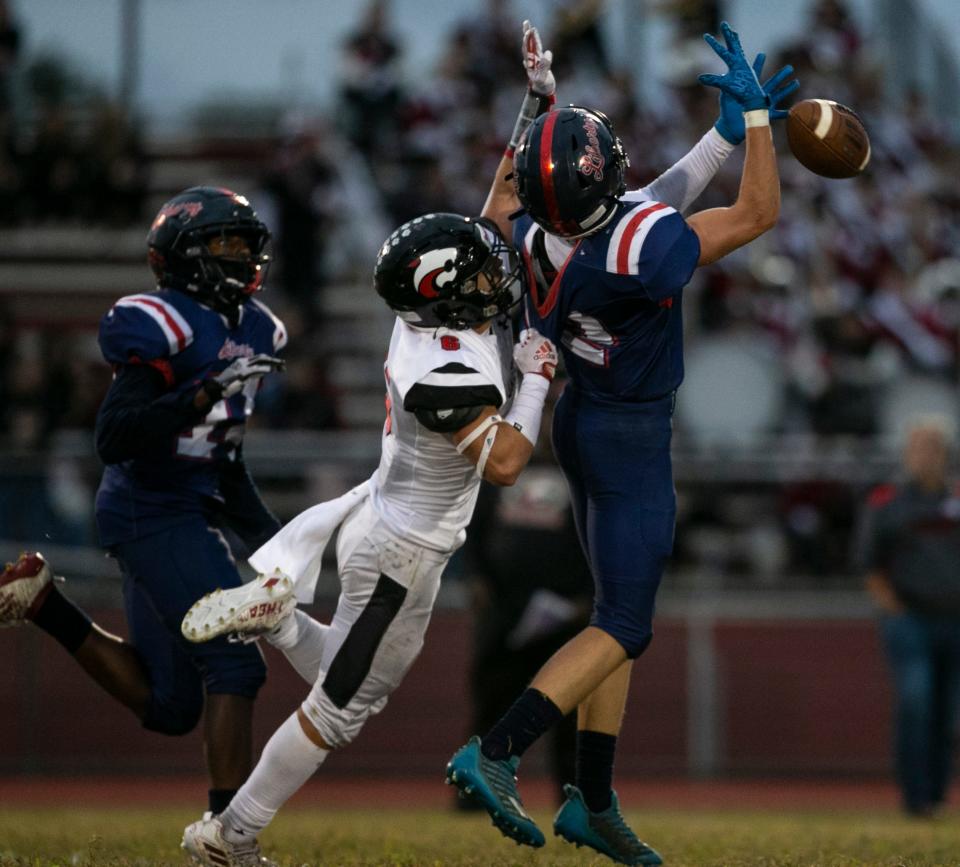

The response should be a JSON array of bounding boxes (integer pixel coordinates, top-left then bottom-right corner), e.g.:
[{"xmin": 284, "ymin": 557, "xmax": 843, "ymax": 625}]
[
  {"xmin": 504, "ymin": 373, "xmax": 550, "ymax": 446},
  {"xmin": 743, "ymin": 109, "xmax": 770, "ymax": 129}
]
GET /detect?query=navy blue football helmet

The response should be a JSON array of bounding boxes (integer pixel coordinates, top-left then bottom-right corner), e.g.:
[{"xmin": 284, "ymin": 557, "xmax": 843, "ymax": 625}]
[
  {"xmin": 513, "ymin": 106, "xmax": 628, "ymax": 239},
  {"xmin": 147, "ymin": 186, "xmax": 271, "ymax": 320}
]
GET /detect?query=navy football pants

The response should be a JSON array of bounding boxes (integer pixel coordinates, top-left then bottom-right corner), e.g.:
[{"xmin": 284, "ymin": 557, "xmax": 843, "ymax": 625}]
[
  {"xmin": 111, "ymin": 518, "xmax": 266, "ymax": 735},
  {"xmin": 552, "ymin": 387, "xmax": 676, "ymax": 659}
]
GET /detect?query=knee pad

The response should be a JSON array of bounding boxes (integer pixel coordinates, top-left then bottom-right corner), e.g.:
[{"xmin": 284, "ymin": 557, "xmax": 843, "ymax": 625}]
[
  {"xmin": 200, "ymin": 643, "xmax": 268, "ymax": 699},
  {"xmin": 301, "ymin": 686, "xmax": 389, "ymax": 750},
  {"xmin": 142, "ymin": 681, "xmax": 204, "ymax": 736}
]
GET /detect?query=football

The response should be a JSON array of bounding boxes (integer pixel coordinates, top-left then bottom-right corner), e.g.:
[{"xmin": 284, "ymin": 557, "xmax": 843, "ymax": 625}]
[{"xmin": 786, "ymin": 99, "xmax": 871, "ymax": 178}]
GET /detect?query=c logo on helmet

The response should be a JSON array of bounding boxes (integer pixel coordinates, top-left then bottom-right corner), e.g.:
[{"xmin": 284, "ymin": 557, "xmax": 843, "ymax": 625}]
[{"xmin": 411, "ymin": 247, "xmax": 459, "ymax": 299}]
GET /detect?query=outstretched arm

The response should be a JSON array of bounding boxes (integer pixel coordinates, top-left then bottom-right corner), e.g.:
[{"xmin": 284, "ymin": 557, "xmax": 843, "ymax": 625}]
[
  {"xmin": 685, "ymin": 22, "xmax": 781, "ymax": 265},
  {"xmin": 452, "ymin": 329, "xmax": 558, "ymax": 486},
  {"xmin": 636, "ymin": 53, "xmax": 797, "ymax": 214},
  {"xmin": 482, "ymin": 20, "xmax": 555, "ymax": 239}
]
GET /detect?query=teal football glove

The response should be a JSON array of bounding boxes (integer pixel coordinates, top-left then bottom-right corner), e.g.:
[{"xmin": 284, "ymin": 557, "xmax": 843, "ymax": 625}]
[
  {"xmin": 715, "ymin": 53, "xmax": 799, "ymax": 144},
  {"xmin": 699, "ymin": 22, "xmax": 769, "ymax": 113}
]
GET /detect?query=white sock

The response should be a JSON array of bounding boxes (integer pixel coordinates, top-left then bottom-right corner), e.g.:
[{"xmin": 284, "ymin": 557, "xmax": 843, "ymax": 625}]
[
  {"xmin": 267, "ymin": 609, "xmax": 329, "ymax": 685},
  {"xmin": 220, "ymin": 712, "xmax": 328, "ymax": 841}
]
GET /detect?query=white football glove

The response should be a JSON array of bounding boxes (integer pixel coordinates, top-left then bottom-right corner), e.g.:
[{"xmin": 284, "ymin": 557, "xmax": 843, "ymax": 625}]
[
  {"xmin": 522, "ymin": 19, "xmax": 555, "ymax": 96},
  {"xmin": 207, "ymin": 354, "xmax": 285, "ymax": 399},
  {"xmin": 514, "ymin": 328, "xmax": 558, "ymax": 381}
]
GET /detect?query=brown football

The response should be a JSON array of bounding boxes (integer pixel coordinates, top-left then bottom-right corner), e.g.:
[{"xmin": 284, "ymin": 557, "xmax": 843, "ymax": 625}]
[{"xmin": 786, "ymin": 99, "xmax": 870, "ymax": 179}]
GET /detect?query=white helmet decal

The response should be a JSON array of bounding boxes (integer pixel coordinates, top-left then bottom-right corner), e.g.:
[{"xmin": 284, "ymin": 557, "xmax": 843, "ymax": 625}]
[{"xmin": 412, "ymin": 247, "xmax": 459, "ymax": 299}]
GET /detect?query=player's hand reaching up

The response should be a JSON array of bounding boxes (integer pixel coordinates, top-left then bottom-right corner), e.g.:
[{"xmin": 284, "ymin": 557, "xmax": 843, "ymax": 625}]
[
  {"xmin": 206, "ymin": 354, "xmax": 286, "ymax": 400},
  {"xmin": 522, "ymin": 20, "xmax": 555, "ymax": 96},
  {"xmin": 714, "ymin": 52, "xmax": 799, "ymax": 144},
  {"xmin": 514, "ymin": 329, "xmax": 558, "ymax": 381},
  {"xmin": 699, "ymin": 22, "xmax": 769, "ymax": 112}
]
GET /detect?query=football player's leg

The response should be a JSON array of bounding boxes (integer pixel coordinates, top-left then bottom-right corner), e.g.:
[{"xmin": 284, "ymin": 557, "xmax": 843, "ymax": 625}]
[
  {"xmin": 0, "ymin": 551, "xmax": 156, "ymax": 718},
  {"xmin": 551, "ymin": 401, "xmax": 673, "ymax": 865},
  {"xmin": 127, "ymin": 521, "xmax": 266, "ymax": 806},
  {"xmin": 121, "ymin": 565, "xmax": 204, "ymax": 735},
  {"xmin": 266, "ymin": 608, "xmax": 330, "ymax": 685},
  {"xmin": 220, "ymin": 508, "xmax": 445, "ymax": 841}
]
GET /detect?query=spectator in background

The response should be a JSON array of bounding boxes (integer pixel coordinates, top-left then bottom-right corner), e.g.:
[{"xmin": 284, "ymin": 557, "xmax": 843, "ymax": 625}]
[
  {"xmin": 551, "ymin": 0, "xmax": 610, "ymax": 77},
  {"xmin": 264, "ymin": 119, "xmax": 336, "ymax": 322},
  {"xmin": 856, "ymin": 416, "xmax": 960, "ymax": 816},
  {"xmin": 82, "ymin": 100, "xmax": 148, "ymax": 226},
  {"xmin": 338, "ymin": 0, "xmax": 403, "ymax": 163},
  {"xmin": 461, "ymin": 381, "xmax": 592, "ymax": 804}
]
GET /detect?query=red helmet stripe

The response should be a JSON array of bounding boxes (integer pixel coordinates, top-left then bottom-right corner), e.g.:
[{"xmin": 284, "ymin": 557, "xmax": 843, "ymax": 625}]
[{"xmin": 538, "ymin": 111, "xmax": 567, "ymax": 234}]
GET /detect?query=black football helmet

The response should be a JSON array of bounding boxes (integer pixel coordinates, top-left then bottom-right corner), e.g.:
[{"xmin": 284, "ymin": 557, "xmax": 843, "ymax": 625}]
[
  {"xmin": 146, "ymin": 186, "xmax": 271, "ymax": 320},
  {"xmin": 374, "ymin": 213, "xmax": 523, "ymax": 329},
  {"xmin": 513, "ymin": 106, "xmax": 629, "ymax": 239}
]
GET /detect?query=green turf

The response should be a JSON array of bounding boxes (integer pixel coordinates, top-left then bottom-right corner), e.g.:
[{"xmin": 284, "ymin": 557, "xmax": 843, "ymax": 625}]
[{"xmin": 0, "ymin": 806, "xmax": 957, "ymax": 866}]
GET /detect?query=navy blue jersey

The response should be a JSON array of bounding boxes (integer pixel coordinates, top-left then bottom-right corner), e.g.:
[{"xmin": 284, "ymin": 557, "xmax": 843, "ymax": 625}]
[
  {"xmin": 95, "ymin": 289, "xmax": 287, "ymax": 545},
  {"xmin": 514, "ymin": 196, "xmax": 700, "ymax": 402}
]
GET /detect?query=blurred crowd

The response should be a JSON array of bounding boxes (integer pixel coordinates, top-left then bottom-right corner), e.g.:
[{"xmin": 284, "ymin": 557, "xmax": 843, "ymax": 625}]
[{"xmin": 2, "ymin": 0, "xmax": 960, "ymax": 583}]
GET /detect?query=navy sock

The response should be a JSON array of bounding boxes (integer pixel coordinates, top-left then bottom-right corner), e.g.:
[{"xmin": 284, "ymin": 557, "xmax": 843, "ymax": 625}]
[
  {"xmin": 208, "ymin": 788, "xmax": 238, "ymax": 815},
  {"xmin": 31, "ymin": 587, "xmax": 93, "ymax": 654},
  {"xmin": 481, "ymin": 688, "xmax": 563, "ymax": 761},
  {"xmin": 576, "ymin": 730, "xmax": 617, "ymax": 813}
]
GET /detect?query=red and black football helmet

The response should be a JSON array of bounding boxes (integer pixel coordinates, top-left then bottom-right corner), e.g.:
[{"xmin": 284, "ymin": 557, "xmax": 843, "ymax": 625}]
[
  {"xmin": 147, "ymin": 186, "xmax": 271, "ymax": 321},
  {"xmin": 513, "ymin": 106, "xmax": 629, "ymax": 239},
  {"xmin": 374, "ymin": 213, "xmax": 523, "ymax": 329}
]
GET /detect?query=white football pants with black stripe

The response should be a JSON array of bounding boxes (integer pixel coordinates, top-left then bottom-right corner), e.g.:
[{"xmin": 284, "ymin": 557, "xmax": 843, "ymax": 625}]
[{"xmin": 296, "ymin": 499, "xmax": 448, "ymax": 748}]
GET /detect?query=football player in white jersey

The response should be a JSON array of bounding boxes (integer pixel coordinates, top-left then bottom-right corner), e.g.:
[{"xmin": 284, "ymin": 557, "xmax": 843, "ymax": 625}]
[{"xmin": 178, "ymin": 212, "xmax": 559, "ymax": 867}]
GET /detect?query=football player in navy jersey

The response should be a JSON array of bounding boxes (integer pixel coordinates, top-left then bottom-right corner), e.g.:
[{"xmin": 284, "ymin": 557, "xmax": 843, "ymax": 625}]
[
  {"xmin": 446, "ymin": 22, "xmax": 797, "ymax": 864},
  {"xmin": 0, "ymin": 187, "xmax": 287, "ymax": 820}
]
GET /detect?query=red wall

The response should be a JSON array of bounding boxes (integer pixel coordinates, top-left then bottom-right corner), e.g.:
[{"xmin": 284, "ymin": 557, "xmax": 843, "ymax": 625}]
[{"xmin": 0, "ymin": 610, "xmax": 892, "ymax": 777}]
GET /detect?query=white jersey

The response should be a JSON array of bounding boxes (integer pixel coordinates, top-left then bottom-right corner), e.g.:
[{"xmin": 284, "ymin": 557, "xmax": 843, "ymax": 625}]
[{"xmin": 370, "ymin": 316, "xmax": 516, "ymax": 552}]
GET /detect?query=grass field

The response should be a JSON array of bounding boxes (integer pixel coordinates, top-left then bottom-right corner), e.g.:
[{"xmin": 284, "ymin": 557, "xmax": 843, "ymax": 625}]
[{"xmin": 0, "ymin": 806, "xmax": 958, "ymax": 867}]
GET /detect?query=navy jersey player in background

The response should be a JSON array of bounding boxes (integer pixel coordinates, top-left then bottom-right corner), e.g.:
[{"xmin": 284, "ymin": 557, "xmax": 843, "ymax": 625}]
[
  {"xmin": 0, "ymin": 187, "xmax": 286, "ymax": 819},
  {"xmin": 447, "ymin": 22, "xmax": 796, "ymax": 865}
]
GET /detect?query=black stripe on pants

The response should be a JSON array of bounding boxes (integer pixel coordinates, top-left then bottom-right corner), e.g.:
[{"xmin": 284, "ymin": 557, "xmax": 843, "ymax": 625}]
[{"xmin": 322, "ymin": 573, "xmax": 408, "ymax": 709}]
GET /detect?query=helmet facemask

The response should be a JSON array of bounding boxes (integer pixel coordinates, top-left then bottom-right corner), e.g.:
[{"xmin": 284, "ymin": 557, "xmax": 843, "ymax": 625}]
[
  {"xmin": 147, "ymin": 187, "xmax": 272, "ymax": 326},
  {"xmin": 179, "ymin": 226, "xmax": 271, "ymax": 322}
]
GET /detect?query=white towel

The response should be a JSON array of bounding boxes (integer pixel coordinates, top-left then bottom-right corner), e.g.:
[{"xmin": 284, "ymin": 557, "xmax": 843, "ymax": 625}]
[{"xmin": 249, "ymin": 479, "xmax": 372, "ymax": 603}]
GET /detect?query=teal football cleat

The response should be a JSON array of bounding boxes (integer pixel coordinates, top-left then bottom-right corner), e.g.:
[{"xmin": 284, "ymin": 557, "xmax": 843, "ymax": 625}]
[
  {"xmin": 553, "ymin": 784, "xmax": 662, "ymax": 865},
  {"xmin": 445, "ymin": 736, "xmax": 545, "ymax": 847}
]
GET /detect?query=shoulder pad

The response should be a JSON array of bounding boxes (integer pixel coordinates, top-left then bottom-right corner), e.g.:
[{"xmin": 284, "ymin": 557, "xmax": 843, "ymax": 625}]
[
  {"xmin": 605, "ymin": 200, "xmax": 678, "ymax": 276},
  {"xmin": 99, "ymin": 293, "xmax": 195, "ymax": 364},
  {"xmin": 403, "ymin": 362, "xmax": 503, "ymax": 412},
  {"xmin": 249, "ymin": 298, "xmax": 288, "ymax": 351}
]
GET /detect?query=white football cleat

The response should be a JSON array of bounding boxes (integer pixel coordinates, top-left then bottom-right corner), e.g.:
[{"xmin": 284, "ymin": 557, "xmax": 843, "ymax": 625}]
[
  {"xmin": 0, "ymin": 552, "xmax": 56, "ymax": 626},
  {"xmin": 181, "ymin": 570, "xmax": 295, "ymax": 644},
  {"xmin": 182, "ymin": 813, "xmax": 276, "ymax": 867}
]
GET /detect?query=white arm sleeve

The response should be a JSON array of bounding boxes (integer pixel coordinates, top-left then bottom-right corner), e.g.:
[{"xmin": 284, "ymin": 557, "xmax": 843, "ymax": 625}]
[{"xmin": 630, "ymin": 127, "xmax": 735, "ymax": 215}]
